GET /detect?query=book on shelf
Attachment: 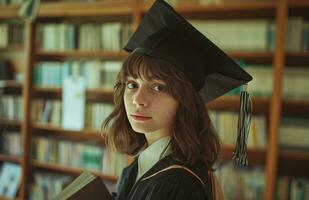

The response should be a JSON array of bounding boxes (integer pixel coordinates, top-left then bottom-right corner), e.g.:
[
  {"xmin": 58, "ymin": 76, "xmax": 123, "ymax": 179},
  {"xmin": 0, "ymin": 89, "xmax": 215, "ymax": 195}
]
[
  {"xmin": 286, "ymin": 17, "xmax": 309, "ymax": 52},
  {"xmin": 30, "ymin": 172, "xmax": 72, "ymax": 200},
  {"xmin": 189, "ymin": 19, "xmax": 275, "ymax": 51},
  {"xmin": 279, "ymin": 118, "xmax": 309, "ymax": 151},
  {"xmin": 0, "ymin": 60, "xmax": 13, "ymax": 80},
  {"xmin": 276, "ymin": 176, "xmax": 309, "ymax": 200},
  {"xmin": 0, "ymin": 0, "xmax": 23, "ymax": 5},
  {"xmin": 32, "ymin": 136, "xmax": 129, "ymax": 175},
  {"xmin": 283, "ymin": 67, "xmax": 309, "ymax": 100},
  {"xmin": 0, "ymin": 95, "xmax": 23, "ymax": 120},
  {"xmin": 62, "ymin": 76, "xmax": 86, "ymax": 130},
  {"xmin": 34, "ymin": 60, "xmax": 122, "ymax": 90},
  {"xmin": 216, "ymin": 161, "xmax": 265, "ymax": 200},
  {"xmin": 0, "ymin": 162, "xmax": 22, "ymax": 199},
  {"xmin": 209, "ymin": 111, "xmax": 267, "ymax": 149},
  {"xmin": 53, "ymin": 171, "xmax": 113, "ymax": 200},
  {"xmin": 0, "ymin": 23, "xmax": 24, "ymax": 48},
  {"xmin": 36, "ymin": 22, "xmax": 131, "ymax": 51},
  {"xmin": 32, "ymin": 98, "xmax": 114, "ymax": 130},
  {"xmin": 1, "ymin": 131, "xmax": 21, "ymax": 156}
]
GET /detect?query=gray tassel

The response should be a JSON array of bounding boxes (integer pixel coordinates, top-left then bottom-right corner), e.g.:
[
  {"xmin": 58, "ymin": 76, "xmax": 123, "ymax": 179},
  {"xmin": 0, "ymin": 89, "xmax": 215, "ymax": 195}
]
[{"xmin": 232, "ymin": 84, "xmax": 252, "ymax": 166}]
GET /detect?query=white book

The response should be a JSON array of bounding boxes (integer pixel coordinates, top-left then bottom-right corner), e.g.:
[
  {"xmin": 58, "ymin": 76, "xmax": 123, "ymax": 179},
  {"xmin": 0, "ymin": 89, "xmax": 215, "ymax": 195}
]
[
  {"xmin": 62, "ymin": 76, "xmax": 86, "ymax": 130},
  {"xmin": 0, "ymin": 162, "xmax": 22, "ymax": 198}
]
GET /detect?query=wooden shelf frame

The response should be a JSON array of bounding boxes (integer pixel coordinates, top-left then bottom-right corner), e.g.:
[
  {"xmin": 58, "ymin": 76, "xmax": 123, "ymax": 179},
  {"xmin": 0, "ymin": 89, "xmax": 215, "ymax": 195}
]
[
  {"xmin": 207, "ymin": 95, "xmax": 270, "ymax": 114},
  {"xmin": 35, "ymin": 49, "xmax": 128, "ymax": 60},
  {"xmin": 220, "ymin": 145, "xmax": 266, "ymax": 166},
  {"xmin": 0, "ymin": 5, "xmax": 21, "ymax": 19},
  {"xmin": 32, "ymin": 123, "xmax": 105, "ymax": 143},
  {"xmin": 32, "ymin": 87, "xmax": 114, "ymax": 103},
  {"xmin": 142, "ymin": 1, "xmax": 277, "ymax": 19},
  {"xmin": 31, "ymin": 160, "xmax": 118, "ymax": 182},
  {"xmin": 0, "ymin": 153, "xmax": 21, "ymax": 163},
  {"xmin": 37, "ymin": 1, "xmax": 135, "ymax": 20}
]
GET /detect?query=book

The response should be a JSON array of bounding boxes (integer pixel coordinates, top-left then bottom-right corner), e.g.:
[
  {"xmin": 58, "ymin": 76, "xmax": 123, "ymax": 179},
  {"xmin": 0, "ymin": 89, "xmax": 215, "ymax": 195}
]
[
  {"xmin": 0, "ymin": 162, "xmax": 22, "ymax": 198},
  {"xmin": 62, "ymin": 76, "xmax": 86, "ymax": 130},
  {"xmin": 53, "ymin": 171, "xmax": 113, "ymax": 200}
]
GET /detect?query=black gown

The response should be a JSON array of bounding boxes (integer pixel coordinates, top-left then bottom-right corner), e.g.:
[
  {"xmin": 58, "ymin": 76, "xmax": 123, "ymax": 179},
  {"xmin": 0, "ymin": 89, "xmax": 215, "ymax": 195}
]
[{"xmin": 115, "ymin": 155, "xmax": 213, "ymax": 200}]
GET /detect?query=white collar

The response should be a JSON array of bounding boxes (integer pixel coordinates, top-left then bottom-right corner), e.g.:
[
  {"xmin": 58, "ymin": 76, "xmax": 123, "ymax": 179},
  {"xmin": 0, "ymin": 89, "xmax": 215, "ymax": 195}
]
[{"xmin": 136, "ymin": 136, "xmax": 172, "ymax": 181}]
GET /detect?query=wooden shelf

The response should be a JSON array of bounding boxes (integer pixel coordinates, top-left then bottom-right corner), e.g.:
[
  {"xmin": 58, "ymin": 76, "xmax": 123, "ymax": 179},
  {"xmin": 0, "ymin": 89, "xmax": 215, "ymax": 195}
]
[
  {"xmin": 229, "ymin": 51, "xmax": 273, "ymax": 64},
  {"xmin": 288, "ymin": 0, "xmax": 309, "ymax": 7},
  {"xmin": 36, "ymin": 49, "xmax": 128, "ymax": 60},
  {"xmin": 33, "ymin": 87, "xmax": 114, "ymax": 103},
  {"xmin": 286, "ymin": 51, "xmax": 309, "ymax": 66},
  {"xmin": 35, "ymin": 50, "xmax": 272, "ymax": 64},
  {"xmin": 207, "ymin": 95, "xmax": 270, "ymax": 114},
  {"xmin": 31, "ymin": 159, "xmax": 118, "ymax": 182},
  {"xmin": 0, "ymin": 45, "xmax": 24, "ymax": 52},
  {"xmin": 0, "ymin": 118, "xmax": 22, "ymax": 129},
  {"xmin": 288, "ymin": 0, "xmax": 309, "ymax": 17},
  {"xmin": 143, "ymin": 1, "xmax": 276, "ymax": 19},
  {"xmin": 0, "ymin": 80, "xmax": 22, "ymax": 88},
  {"xmin": 37, "ymin": 1, "xmax": 134, "ymax": 21},
  {"xmin": 0, "ymin": 5, "xmax": 21, "ymax": 19},
  {"xmin": 219, "ymin": 145, "xmax": 266, "ymax": 166},
  {"xmin": 278, "ymin": 150, "xmax": 309, "ymax": 176},
  {"xmin": 281, "ymin": 99, "xmax": 309, "ymax": 115},
  {"xmin": 32, "ymin": 123, "xmax": 105, "ymax": 143},
  {"xmin": 0, "ymin": 153, "xmax": 21, "ymax": 163},
  {"xmin": 0, "ymin": 80, "xmax": 23, "ymax": 96},
  {"xmin": 0, "ymin": 197, "xmax": 21, "ymax": 200}
]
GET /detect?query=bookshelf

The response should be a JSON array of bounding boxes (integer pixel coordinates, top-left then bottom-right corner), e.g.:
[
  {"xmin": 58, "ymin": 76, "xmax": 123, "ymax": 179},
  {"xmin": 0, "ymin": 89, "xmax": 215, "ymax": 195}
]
[{"xmin": 0, "ymin": 0, "xmax": 309, "ymax": 199}]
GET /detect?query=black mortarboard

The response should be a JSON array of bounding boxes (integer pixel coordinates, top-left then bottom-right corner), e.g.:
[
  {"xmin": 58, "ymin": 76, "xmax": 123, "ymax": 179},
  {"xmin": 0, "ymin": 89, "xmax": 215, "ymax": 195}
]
[
  {"xmin": 124, "ymin": 0, "xmax": 253, "ymax": 166},
  {"xmin": 124, "ymin": 0, "xmax": 252, "ymax": 103}
]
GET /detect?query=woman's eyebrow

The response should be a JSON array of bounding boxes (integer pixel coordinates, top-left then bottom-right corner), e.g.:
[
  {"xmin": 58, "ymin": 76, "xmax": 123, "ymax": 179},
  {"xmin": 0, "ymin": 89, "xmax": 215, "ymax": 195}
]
[{"xmin": 125, "ymin": 76, "xmax": 166, "ymax": 84}]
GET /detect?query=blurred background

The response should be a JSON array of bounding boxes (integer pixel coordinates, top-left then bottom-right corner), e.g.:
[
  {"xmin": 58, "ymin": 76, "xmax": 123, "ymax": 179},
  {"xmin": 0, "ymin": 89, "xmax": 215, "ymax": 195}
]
[{"xmin": 0, "ymin": 0, "xmax": 308, "ymax": 199}]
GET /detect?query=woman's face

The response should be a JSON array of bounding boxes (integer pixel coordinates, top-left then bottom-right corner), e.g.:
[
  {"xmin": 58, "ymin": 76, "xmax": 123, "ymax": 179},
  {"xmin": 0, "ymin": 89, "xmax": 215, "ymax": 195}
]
[{"xmin": 123, "ymin": 75, "xmax": 179, "ymax": 142}]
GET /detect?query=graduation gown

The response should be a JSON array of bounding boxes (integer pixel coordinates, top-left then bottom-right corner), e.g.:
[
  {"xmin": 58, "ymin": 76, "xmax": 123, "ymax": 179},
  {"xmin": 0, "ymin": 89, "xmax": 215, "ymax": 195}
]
[{"xmin": 115, "ymin": 155, "xmax": 213, "ymax": 200}]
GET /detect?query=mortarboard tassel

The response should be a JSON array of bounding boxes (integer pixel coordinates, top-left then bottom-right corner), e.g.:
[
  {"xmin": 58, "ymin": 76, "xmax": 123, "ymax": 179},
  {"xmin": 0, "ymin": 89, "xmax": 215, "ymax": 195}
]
[{"xmin": 232, "ymin": 84, "xmax": 252, "ymax": 166}]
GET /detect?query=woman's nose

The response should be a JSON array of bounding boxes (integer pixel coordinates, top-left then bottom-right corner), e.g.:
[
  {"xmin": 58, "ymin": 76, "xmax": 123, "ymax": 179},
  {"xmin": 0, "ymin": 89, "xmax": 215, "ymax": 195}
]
[{"xmin": 132, "ymin": 88, "xmax": 149, "ymax": 107}]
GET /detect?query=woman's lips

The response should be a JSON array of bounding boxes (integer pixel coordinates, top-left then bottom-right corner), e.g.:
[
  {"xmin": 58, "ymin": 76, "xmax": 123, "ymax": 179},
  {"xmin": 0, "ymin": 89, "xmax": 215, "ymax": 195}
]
[{"xmin": 131, "ymin": 115, "xmax": 152, "ymax": 121}]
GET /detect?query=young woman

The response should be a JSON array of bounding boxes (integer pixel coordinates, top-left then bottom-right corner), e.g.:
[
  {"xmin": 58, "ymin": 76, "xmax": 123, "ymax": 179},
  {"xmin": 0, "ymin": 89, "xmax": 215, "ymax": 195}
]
[{"xmin": 102, "ymin": 0, "xmax": 252, "ymax": 199}]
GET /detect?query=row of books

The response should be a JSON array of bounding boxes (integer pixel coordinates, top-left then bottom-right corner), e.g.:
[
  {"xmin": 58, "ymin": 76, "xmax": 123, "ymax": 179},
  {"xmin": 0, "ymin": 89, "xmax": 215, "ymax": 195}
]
[
  {"xmin": 85, "ymin": 103, "xmax": 114, "ymax": 130},
  {"xmin": 286, "ymin": 17, "xmax": 309, "ymax": 52},
  {"xmin": 0, "ymin": 24, "xmax": 24, "ymax": 48},
  {"xmin": 32, "ymin": 136, "xmax": 129, "ymax": 176},
  {"xmin": 216, "ymin": 161, "xmax": 265, "ymax": 200},
  {"xmin": 34, "ymin": 60, "xmax": 122, "ymax": 89},
  {"xmin": 209, "ymin": 111, "xmax": 267, "ymax": 149},
  {"xmin": 0, "ymin": 131, "xmax": 21, "ymax": 156},
  {"xmin": 0, "ymin": 0, "xmax": 22, "ymax": 5},
  {"xmin": 236, "ymin": 65, "xmax": 309, "ymax": 100},
  {"xmin": 0, "ymin": 162, "xmax": 22, "ymax": 199},
  {"xmin": 36, "ymin": 23, "xmax": 131, "ymax": 51},
  {"xmin": 279, "ymin": 117, "xmax": 309, "ymax": 151},
  {"xmin": 276, "ymin": 176, "xmax": 309, "ymax": 200},
  {"xmin": 0, "ymin": 24, "xmax": 9, "ymax": 48},
  {"xmin": 29, "ymin": 172, "xmax": 72, "ymax": 200},
  {"xmin": 0, "ymin": 95, "xmax": 23, "ymax": 120},
  {"xmin": 190, "ymin": 19, "xmax": 275, "ymax": 51},
  {"xmin": 29, "ymin": 171, "xmax": 117, "ymax": 200},
  {"xmin": 31, "ymin": 99, "xmax": 114, "ymax": 129}
]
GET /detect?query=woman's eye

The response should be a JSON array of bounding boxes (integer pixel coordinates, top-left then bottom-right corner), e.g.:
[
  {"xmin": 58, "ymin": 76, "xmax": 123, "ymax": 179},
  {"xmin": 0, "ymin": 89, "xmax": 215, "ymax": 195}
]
[
  {"xmin": 153, "ymin": 84, "xmax": 166, "ymax": 92},
  {"xmin": 126, "ymin": 81, "xmax": 137, "ymax": 89}
]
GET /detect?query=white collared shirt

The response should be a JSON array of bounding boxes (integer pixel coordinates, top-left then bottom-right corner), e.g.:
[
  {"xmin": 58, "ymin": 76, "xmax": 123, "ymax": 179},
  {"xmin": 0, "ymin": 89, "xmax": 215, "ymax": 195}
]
[{"xmin": 136, "ymin": 136, "xmax": 172, "ymax": 182}]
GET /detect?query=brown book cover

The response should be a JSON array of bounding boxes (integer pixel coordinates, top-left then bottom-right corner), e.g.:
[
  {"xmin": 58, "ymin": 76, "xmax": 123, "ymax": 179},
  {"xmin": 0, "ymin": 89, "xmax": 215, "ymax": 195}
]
[{"xmin": 53, "ymin": 171, "xmax": 113, "ymax": 200}]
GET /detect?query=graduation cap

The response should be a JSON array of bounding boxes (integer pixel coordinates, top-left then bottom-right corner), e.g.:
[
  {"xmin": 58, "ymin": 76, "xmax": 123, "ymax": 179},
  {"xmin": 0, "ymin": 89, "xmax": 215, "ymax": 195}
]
[{"xmin": 124, "ymin": 0, "xmax": 253, "ymax": 166}]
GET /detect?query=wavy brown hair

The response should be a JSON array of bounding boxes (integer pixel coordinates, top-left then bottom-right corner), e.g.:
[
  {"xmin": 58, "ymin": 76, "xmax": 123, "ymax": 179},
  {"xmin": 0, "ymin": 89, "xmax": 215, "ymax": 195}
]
[{"xmin": 102, "ymin": 52, "xmax": 221, "ymax": 170}]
